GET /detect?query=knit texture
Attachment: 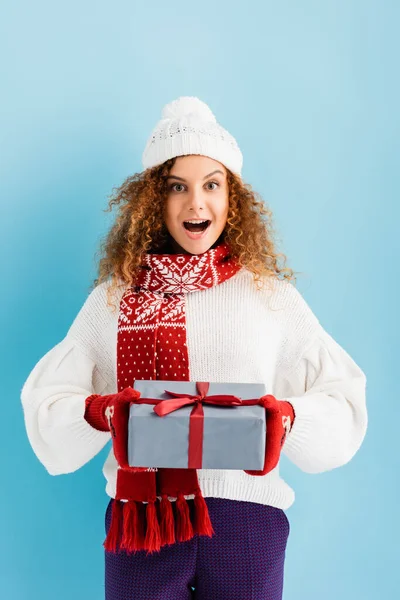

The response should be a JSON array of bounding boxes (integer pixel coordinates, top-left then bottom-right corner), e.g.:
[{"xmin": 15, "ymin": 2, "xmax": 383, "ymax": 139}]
[
  {"xmin": 141, "ymin": 96, "xmax": 243, "ymax": 177},
  {"xmin": 105, "ymin": 496, "xmax": 289, "ymax": 600},
  {"xmin": 85, "ymin": 242, "xmax": 242, "ymax": 554},
  {"xmin": 21, "ymin": 269, "xmax": 368, "ymax": 510}
]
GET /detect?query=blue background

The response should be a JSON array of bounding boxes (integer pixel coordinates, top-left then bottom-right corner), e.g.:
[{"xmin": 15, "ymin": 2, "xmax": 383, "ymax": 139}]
[{"xmin": 1, "ymin": 1, "xmax": 398, "ymax": 598}]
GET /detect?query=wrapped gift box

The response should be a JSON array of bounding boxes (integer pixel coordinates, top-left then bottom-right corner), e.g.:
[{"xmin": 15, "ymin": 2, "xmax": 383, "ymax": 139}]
[{"xmin": 127, "ymin": 380, "xmax": 267, "ymax": 470}]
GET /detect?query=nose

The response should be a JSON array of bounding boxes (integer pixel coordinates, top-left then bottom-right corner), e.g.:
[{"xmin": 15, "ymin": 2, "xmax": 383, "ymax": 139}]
[{"xmin": 186, "ymin": 187, "xmax": 205, "ymax": 211}]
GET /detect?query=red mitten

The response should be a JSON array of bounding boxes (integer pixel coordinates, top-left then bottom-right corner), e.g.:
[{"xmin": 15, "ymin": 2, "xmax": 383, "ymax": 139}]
[
  {"xmin": 84, "ymin": 386, "xmax": 141, "ymax": 469},
  {"xmin": 245, "ymin": 394, "xmax": 295, "ymax": 477}
]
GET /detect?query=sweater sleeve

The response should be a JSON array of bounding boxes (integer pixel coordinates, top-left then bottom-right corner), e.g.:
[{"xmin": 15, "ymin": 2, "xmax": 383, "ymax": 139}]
[
  {"xmin": 20, "ymin": 283, "xmax": 118, "ymax": 476},
  {"xmin": 275, "ymin": 324, "xmax": 368, "ymax": 474}
]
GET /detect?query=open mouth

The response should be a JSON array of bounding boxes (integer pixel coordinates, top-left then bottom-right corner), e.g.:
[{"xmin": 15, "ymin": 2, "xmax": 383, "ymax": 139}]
[{"xmin": 183, "ymin": 220, "xmax": 211, "ymax": 233}]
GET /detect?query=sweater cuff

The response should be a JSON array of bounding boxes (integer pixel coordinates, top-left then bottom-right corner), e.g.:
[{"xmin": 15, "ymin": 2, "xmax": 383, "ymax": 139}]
[
  {"xmin": 84, "ymin": 394, "xmax": 109, "ymax": 432},
  {"xmin": 281, "ymin": 396, "xmax": 316, "ymax": 454}
]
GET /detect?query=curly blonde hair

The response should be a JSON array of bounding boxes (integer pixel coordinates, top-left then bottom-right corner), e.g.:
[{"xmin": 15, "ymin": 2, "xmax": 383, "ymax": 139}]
[{"xmin": 91, "ymin": 157, "xmax": 300, "ymax": 311}]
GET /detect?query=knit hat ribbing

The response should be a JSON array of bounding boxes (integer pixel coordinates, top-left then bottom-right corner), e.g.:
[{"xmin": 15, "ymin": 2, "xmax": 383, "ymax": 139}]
[{"xmin": 141, "ymin": 96, "xmax": 243, "ymax": 177}]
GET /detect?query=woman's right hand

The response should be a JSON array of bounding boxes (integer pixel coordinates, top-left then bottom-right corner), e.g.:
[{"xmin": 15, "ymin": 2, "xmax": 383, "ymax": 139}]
[{"xmin": 84, "ymin": 386, "xmax": 141, "ymax": 468}]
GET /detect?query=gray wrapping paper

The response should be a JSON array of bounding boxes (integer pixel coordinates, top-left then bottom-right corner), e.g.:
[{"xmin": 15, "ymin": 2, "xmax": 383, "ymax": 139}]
[{"xmin": 128, "ymin": 380, "xmax": 267, "ymax": 470}]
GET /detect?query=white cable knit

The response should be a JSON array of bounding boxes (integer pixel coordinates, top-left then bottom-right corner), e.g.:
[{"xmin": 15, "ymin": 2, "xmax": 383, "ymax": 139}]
[{"xmin": 20, "ymin": 269, "xmax": 367, "ymax": 510}]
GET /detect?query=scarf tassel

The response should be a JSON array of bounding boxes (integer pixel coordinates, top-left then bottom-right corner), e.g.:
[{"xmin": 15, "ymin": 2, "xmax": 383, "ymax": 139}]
[
  {"xmin": 194, "ymin": 490, "xmax": 215, "ymax": 537},
  {"xmin": 160, "ymin": 493, "xmax": 176, "ymax": 545},
  {"xmin": 144, "ymin": 500, "xmax": 162, "ymax": 554},
  {"xmin": 103, "ymin": 498, "xmax": 123, "ymax": 553},
  {"xmin": 120, "ymin": 500, "xmax": 145, "ymax": 553},
  {"xmin": 175, "ymin": 491, "xmax": 194, "ymax": 542},
  {"xmin": 104, "ymin": 492, "xmax": 214, "ymax": 554}
]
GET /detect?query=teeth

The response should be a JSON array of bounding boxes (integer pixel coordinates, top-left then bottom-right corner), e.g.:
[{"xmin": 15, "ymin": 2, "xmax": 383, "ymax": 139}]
[{"xmin": 184, "ymin": 219, "xmax": 209, "ymax": 224}]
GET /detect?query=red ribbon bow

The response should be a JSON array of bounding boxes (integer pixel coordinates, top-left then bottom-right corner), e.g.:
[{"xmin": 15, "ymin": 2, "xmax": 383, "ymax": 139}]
[{"xmin": 153, "ymin": 382, "xmax": 242, "ymax": 468}]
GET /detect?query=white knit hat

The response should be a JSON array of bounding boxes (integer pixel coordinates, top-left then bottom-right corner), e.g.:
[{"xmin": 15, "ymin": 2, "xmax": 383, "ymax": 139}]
[{"xmin": 141, "ymin": 96, "xmax": 243, "ymax": 177}]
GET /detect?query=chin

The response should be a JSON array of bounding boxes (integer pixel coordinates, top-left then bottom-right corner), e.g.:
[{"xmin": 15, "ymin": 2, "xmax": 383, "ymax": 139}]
[
  {"xmin": 166, "ymin": 227, "xmax": 226, "ymax": 255},
  {"xmin": 181, "ymin": 237, "xmax": 222, "ymax": 255}
]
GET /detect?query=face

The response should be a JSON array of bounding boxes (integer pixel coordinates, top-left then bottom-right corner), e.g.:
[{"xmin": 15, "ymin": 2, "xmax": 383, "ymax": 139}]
[{"xmin": 163, "ymin": 155, "xmax": 229, "ymax": 255}]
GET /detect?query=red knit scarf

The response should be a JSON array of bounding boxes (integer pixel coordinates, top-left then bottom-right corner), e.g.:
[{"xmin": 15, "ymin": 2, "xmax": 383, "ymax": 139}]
[{"xmin": 105, "ymin": 241, "xmax": 242, "ymax": 554}]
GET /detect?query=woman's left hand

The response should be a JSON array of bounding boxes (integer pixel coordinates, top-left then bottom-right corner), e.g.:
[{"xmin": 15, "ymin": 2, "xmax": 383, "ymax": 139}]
[{"xmin": 244, "ymin": 394, "xmax": 295, "ymax": 476}]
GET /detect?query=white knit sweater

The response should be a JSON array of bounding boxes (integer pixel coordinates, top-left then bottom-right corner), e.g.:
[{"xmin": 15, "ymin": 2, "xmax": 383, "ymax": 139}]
[{"xmin": 20, "ymin": 269, "xmax": 367, "ymax": 510}]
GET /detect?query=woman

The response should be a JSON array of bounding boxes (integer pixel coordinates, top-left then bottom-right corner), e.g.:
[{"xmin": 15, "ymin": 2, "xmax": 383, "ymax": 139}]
[{"xmin": 21, "ymin": 96, "xmax": 368, "ymax": 600}]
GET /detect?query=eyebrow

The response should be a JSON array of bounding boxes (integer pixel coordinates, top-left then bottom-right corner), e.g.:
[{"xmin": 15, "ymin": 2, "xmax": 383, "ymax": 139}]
[{"xmin": 166, "ymin": 169, "xmax": 225, "ymax": 182}]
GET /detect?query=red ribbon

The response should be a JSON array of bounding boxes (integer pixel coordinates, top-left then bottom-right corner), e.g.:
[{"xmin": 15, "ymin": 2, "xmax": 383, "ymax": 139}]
[{"xmin": 131, "ymin": 382, "xmax": 243, "ymax": 468}]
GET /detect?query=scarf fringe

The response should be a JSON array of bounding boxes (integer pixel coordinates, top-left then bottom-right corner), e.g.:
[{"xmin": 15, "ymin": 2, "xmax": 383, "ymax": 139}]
[
  {"xmin": 104, "ymin": 498, "xmax": 123, "ymax": 553},
  {"xmin": 104, "ymin": 492, "xmax": 214, "ymax": 553},
  {"xmin": 175, "ymin": 492, "xmax": 194, "ymax": 542},
  {"xmin": 144, "ymin": 500, "xmax": 162, "ymax": 553},
  {"xmin": 160, "ymin": 493, "xmax": 175, "ymax": 545},
  {"xmin": 194, "ymin": 490, "xmax": 215, "ymax": 537},
  {"xmin": 120, "ymin": 500, "xmax": 144, "ymax": 553}
]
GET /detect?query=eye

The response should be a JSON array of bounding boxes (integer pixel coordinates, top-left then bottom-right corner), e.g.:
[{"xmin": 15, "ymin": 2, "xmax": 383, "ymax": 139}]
[
  {"xmin": 206, "ymin": 181, "xmax": 220, "ymax": 190},
  {"xmin": 169, "ymin": 180, "xmax": 220, "ymax": 193},
  {"xmin": 170, "ymin": 183, "xmax": 185, "ymax": 192}
]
